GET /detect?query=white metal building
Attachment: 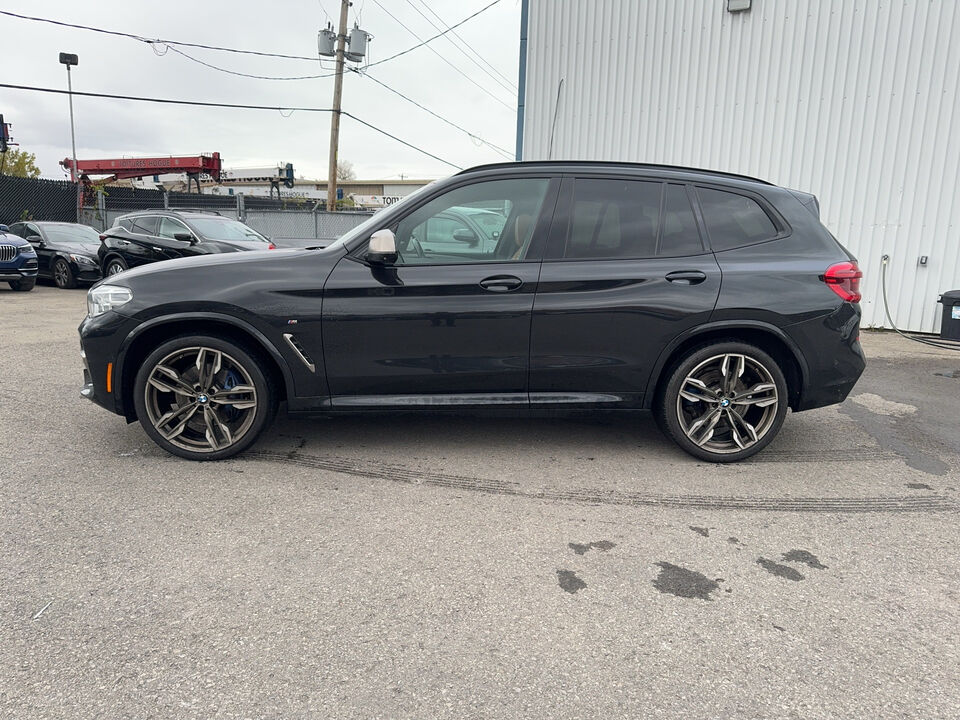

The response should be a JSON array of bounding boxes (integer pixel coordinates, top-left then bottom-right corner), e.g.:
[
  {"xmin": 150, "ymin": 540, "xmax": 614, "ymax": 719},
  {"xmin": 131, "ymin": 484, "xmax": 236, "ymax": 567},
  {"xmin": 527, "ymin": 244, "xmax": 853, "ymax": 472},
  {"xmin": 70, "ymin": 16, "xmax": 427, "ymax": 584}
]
[{"xmin": 517, "ymin": 0, "xmax": 960, "ymax": 332}]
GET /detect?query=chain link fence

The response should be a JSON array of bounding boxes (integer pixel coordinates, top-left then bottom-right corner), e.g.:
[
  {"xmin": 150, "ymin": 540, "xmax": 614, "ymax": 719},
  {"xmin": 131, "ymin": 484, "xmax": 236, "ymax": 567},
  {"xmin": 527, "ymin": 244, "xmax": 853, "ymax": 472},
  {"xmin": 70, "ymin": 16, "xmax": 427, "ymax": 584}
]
[{"xmin": 1, "ymin": 176, "xmax": 374, "ymax": 241}]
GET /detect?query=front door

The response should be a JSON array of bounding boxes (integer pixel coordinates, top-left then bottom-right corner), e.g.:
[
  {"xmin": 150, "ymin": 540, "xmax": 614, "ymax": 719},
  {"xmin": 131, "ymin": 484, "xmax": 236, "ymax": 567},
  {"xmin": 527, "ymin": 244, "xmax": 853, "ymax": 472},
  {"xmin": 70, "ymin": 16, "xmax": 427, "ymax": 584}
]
[
  {"xmin": 321, "ymin": 176, "xmax": 559, "ymax": 406},
  {"xmin": 530, "ymin": 177, "xmax": 722, "ymax": 408}
]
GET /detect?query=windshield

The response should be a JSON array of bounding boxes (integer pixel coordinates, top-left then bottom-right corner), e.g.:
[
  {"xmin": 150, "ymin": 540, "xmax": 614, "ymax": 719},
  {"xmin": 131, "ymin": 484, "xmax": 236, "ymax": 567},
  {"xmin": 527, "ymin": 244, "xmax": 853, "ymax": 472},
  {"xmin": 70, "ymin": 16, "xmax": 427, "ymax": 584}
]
[
  {"xmin": 187, "ymin": 217, "xmax": 269, "ymax": 243},
  {"xmin": 325, "ymin": 181, "xmax": 440, "ymax": 251},
  {"xmin": 43, "ymin": 225, "xmax": 101, "ymax": 244}
]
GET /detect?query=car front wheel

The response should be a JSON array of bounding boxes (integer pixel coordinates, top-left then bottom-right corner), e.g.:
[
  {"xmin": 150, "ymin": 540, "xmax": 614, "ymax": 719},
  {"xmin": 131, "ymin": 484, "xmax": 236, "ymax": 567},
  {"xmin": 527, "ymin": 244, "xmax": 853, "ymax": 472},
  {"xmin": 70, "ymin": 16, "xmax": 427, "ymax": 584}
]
[
  {"xmin": 657, "ymin": 342, "xmax": 788, "ymax": 462},
  {"xmin": 133, "ymin": 335, "xmax": 278, "ymax": 460},
  {"xmin": 54, "ymin": 258, "xmax": 77, "ymax": 289}
]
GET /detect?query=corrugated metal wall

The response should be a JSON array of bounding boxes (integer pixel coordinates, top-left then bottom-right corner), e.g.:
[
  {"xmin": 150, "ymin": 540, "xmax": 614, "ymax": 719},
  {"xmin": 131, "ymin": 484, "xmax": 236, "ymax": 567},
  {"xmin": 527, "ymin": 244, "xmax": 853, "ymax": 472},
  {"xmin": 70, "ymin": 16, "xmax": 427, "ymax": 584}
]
[{"xmin": 522, "ymin": 0, "xmax": 960, "ymax": 332}]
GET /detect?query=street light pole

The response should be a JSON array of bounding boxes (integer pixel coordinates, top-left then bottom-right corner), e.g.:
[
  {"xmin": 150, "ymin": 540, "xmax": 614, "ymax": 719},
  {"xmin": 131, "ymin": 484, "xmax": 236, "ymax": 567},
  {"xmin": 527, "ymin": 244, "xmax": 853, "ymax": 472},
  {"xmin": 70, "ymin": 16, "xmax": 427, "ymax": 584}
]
[
  {"xmin": 326, "ymin": 0, "xmax": 349, "ymax": 212},
  {"xmin": 59, "ymin": 53, "xmax": 79, "ymax": 183}
]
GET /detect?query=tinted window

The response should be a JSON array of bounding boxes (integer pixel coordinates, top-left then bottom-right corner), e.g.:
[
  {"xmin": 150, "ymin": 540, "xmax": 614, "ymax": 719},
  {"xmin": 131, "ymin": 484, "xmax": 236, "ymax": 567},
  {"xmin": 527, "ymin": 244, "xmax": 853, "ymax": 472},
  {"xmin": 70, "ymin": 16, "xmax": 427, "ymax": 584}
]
[
  {"xmin": 697, "ymin": 187, "xmax": 778, "ymax": 251},
  {"xmin": 659, "ymin": 184, "xmax": 703, "ymax": 256},
  {"xmin": 128, "ymin": 216, "xmax": 159, "ymax": 235},
  {"xmin": 118, "ymin": 219, "xmax": 133, "ymax": 231},
  {"xmin": 393, "ymin": 178, "xmax": 549, "ymax": 265},
  {"xmin": 7, "ymin": 223, "xmax": 25, "ymax": 237},
  {"xmin": 564, "ymin": 179, "xmax": 661, "ymax": 259}
]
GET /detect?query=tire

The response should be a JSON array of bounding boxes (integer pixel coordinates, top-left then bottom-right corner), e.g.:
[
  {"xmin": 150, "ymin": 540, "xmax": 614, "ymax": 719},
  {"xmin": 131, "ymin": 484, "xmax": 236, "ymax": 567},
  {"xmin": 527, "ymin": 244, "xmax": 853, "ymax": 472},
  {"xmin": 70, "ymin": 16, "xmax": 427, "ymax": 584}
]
[
  {"xmin": 656, "ymin": 341, "xmax": 788, "ymax": 462},
  {"xmin": 105, "ymin": 257, "xmax": 128, "ymax": 277},
  {"xmin": 133, "ymin": 335, "xmax": 278, "ymax": 461},
  {"xmin": 8, "ymin": 278, "xmax": 36, "ymax": 292},
  {"xmin": 53, "ymin": 258, "xmax": 77, "ymax": 289}
]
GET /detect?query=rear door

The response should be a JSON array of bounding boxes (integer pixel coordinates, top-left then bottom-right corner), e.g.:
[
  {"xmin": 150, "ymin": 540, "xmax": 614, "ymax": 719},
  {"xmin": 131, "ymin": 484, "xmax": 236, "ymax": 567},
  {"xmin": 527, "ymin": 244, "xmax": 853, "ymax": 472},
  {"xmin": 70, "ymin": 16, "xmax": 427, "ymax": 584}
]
[
  {"xmin": 117, "ymin": 215, "xmax": 162, "ymax": 268},
  {"xmin": 530, "ymin": 176, "xmax": 721, "ymax": 408}
]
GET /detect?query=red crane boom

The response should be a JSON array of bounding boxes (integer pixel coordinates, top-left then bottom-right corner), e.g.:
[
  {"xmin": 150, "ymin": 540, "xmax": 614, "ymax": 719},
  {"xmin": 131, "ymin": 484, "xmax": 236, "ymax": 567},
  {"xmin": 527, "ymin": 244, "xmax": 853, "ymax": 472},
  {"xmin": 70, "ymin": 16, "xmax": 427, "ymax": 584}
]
[{"xmin": 61, "ymin": 153, "xmax": 222, "ymax": 189}]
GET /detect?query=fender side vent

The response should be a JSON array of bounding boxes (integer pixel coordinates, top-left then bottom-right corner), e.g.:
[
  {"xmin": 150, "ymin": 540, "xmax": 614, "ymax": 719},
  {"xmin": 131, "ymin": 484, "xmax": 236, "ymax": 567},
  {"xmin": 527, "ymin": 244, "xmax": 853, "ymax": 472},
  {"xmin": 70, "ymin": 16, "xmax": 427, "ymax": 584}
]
[{"xmin": 283, "ymin": 333, "xmax": 316, "ymax": 373}]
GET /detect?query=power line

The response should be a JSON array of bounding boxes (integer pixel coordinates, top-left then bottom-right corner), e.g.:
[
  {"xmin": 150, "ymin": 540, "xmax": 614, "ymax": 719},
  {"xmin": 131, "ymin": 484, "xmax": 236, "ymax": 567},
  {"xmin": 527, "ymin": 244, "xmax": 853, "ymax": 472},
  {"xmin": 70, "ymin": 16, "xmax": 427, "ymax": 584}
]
[
  {"xmin": 351, "ymin": 68, "xmax": 512, "ymax": 159},
  {"xmin": 368, "ymin": 0, "xmax": 512, "ymax": 110},
  {"xmin": 0, "ymin": 10, "xmax": 319, "ymax": 61},
  {"xmin": 0, "ymin": 83, "xmax": 462, "ymax": 169},
  {"xmin": 404, "ymin": 0, "xmax": 517, "ymax": 94},
  {"xmin": 365, "ymin": 0, "xmax": 514, "ymax": 111},
  {"xmin": 167, "ymin": 46, "xmax": 335, "ymax": 80}
]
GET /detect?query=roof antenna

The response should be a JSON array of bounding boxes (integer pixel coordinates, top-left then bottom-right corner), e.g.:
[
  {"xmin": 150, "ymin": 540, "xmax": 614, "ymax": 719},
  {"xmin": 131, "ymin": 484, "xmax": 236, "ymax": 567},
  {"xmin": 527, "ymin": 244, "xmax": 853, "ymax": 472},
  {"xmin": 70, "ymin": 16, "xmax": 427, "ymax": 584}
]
[{"xmin": 547, "ymin": 78, "xmax": 565, "ymax": 160}]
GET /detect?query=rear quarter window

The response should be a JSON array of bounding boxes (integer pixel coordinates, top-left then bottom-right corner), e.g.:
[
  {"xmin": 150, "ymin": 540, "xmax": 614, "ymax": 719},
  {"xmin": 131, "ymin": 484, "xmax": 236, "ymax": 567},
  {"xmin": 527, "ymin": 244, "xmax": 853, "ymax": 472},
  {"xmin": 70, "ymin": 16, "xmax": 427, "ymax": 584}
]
[{"xmin": 696, "ymin": 187, "xmax": 779, "ymax": 251}]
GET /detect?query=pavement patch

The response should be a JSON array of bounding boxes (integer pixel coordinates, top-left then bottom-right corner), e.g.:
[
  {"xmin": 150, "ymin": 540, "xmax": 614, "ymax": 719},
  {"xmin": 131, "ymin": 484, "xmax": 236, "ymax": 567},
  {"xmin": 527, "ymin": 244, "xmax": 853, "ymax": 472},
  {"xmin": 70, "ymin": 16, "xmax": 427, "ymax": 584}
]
[
  {"xmin": 568, "ymin": 540, "xmax": 616, "ymax": 555},
  {"xmin": 849, "ymin": 393, "xmax": 917, "ymax": 416},
  {"xmin": 557, "ymin": 569, "xmax": 587, "ymax": 594},
  {"xmin": 757, "ymin": 557, "xmax": 805, "ymax": 581},
  {"xmin": 652, "ymin": 561, "xmax": 719, "ymax": 601},
  {"xmin": 689, "ymin": 525, "xmax": 710, "ymax": 537}
]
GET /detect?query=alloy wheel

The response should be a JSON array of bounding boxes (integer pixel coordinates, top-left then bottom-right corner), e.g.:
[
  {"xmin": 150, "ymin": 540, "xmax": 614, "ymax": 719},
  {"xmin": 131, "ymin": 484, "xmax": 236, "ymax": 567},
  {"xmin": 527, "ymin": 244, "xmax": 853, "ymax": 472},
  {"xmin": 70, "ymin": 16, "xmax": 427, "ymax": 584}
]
[
  {"xmin": 107, "ymin": 261, "xmax": 125, "ymax": 276},
  {"xmin": 142, "ymin": 346, "xmax": 258, "ymax": 453},
  {"xmin": 54, "ymin": 260, "xmax": 70, "ymax": 288},
  {"xmin": 675, "ymin": 353, "xmax": 779, "ymax": 455}
]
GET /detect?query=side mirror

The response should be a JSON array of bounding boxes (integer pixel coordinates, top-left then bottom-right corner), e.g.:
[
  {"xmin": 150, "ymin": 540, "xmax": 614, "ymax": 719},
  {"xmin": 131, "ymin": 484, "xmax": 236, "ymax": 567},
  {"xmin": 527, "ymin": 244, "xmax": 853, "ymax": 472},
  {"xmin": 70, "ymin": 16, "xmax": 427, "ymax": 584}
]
[
  {"xmin": 27, "ymin": 234, "xmax": 44, "ymax": 247},
  {"xmin": 173, "ymin": 232, "xmax": 197, "ymax": 245},
  {"xmin": 366, "ymin": 229, "xmax": 397, "ymax": 265},
  {"xmin": 452, "ymin": 228, "xmax": 479, "ymax": 246}
]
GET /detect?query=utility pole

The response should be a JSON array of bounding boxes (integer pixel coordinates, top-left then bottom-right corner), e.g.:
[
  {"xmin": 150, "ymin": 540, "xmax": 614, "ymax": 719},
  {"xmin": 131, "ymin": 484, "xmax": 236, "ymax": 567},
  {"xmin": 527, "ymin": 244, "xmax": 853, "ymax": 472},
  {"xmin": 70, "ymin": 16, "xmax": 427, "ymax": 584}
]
[{"xmin": 326, "ymin": 0, "xmax": 350, "ymax": 212}]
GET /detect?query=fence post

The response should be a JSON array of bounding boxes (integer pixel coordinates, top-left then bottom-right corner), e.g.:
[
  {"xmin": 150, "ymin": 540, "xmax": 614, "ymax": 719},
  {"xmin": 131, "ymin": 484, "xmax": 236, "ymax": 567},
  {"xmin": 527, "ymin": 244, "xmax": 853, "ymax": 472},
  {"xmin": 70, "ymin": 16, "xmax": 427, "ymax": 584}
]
[
  {"xmin": 163, "ymin": 189, "xmax": 169, "ymax": 210},
  {"xmin": 237, "ymin": 192, "xmax": 245, "ymax": 222},
  {"xmin": 96, "ymin": 187, "xmax": 106, "ymax": 230}
]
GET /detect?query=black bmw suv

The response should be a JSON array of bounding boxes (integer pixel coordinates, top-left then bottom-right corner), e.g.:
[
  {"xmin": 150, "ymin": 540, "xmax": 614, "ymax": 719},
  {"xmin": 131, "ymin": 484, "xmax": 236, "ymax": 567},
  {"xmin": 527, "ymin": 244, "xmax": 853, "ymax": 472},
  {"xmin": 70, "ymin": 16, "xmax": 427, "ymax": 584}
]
[
  {"xmin": 79, "ymin": 162, "xmax": 865, "ymax": 462},
  {"xmin": 98, "ymin": 209, "xmax": 274, "ymax": 277}
]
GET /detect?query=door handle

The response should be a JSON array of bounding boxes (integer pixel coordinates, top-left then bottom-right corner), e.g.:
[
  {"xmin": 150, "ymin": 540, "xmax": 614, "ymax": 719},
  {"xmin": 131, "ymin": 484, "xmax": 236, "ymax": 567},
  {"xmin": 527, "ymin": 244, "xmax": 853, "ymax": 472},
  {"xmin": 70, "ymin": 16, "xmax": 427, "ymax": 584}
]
[
  {"xmin": 665, "ymin": 270, "xmax": 707, "ymax": 285},
  {"xmin": 479, "ymin": 275, "xmax": 523, "ymax": 292}
]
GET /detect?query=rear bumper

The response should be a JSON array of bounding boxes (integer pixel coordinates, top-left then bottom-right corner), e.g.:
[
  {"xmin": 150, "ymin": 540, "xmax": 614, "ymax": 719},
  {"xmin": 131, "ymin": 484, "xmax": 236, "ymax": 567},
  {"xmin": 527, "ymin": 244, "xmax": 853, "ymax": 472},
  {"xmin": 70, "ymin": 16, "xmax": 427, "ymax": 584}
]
[{"xmin": 787, "ymin": 303, "xmax": 866, "ymax": 411}]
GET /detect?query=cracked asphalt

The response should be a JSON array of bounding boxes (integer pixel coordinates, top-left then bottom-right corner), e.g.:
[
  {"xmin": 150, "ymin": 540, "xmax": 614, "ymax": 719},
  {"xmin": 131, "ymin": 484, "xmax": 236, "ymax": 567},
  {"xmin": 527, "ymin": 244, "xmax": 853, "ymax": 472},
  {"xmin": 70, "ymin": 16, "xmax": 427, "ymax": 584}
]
[{"xmin": 2, "ymin": 284, "xmax": 959, "ymax": 719}]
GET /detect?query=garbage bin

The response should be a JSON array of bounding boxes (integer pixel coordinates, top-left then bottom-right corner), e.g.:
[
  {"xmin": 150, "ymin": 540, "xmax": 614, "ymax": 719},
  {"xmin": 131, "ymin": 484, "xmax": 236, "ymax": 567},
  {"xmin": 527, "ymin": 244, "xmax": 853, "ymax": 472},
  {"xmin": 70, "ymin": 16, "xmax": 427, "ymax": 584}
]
[{"xmin": 939, "ymin": 290, "xmax": 960, "ymax": 340}]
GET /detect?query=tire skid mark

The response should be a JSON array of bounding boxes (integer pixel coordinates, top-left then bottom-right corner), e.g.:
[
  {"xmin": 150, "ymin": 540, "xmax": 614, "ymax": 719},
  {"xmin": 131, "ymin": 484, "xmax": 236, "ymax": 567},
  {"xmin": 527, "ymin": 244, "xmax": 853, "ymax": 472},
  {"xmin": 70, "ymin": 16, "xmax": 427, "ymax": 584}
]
[{"xmin": 242, "ymin": 451, "xmax": 959, "ymax": 513}]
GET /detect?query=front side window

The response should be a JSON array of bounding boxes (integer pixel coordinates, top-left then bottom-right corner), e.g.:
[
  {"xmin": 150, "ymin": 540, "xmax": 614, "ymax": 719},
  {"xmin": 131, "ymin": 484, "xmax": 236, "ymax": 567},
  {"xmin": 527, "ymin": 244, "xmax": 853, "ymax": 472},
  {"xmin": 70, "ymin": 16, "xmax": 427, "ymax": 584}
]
[
  {"xmin": 158, "ymin": 217, "xmax": 191, "ymax": 240},
  {"xmin": 392, "ymin": 178, "xmax": 549, "ymax": 265},
  {"xmin": 696, "ymin": 187, "xmax": 778, "ymax": 251}
]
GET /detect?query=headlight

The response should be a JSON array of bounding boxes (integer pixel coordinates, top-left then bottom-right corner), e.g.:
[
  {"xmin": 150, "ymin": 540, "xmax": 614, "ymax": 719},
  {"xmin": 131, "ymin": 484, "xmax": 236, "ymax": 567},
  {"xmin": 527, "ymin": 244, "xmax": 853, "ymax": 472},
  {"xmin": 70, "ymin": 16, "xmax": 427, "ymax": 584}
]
[
  {"xmin": 70, "ymin": 253, "xmax": 96, "ymax": 265},
  {"xmin": 18, "ymin": 245, "xmax": 36, "ymax": 255},
  {"xmin": 87, "ymin": 285, "xmax": 133, "ymax": 318}
]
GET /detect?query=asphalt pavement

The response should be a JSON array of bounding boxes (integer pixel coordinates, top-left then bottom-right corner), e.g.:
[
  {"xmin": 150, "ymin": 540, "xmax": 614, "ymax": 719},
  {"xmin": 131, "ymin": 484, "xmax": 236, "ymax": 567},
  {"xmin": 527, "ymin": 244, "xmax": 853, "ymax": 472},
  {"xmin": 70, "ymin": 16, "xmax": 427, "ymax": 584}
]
[{"xmin": 2, "ymin": 283, "xmax": 958, "ymax": 719}]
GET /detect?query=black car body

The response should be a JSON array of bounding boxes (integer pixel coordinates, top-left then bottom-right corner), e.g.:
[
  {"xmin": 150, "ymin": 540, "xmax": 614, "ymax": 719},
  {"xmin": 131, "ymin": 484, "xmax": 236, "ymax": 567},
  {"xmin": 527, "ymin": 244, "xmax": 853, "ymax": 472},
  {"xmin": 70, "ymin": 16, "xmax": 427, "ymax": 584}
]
[
  {"xmin": 0, "ymin": 225, "xmax": 38, "ymax": 291},
  {"xmin": 7, "ymin": 221, "xmax": 103, "ymax": 288},
  {"xmin": 79, "ymin": 162, "xmax": 865, "ymax": 462},
  {"xmin": 98, "ymin": 210, "xmax": 274, "ymax": 277}
]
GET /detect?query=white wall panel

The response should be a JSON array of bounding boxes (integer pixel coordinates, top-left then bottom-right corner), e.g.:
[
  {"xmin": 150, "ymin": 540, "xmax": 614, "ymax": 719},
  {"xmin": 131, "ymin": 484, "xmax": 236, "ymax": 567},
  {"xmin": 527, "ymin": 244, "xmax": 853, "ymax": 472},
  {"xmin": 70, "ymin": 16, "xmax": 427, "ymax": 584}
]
[{"xmin": 523, "ymin": 0, "xmax": 960, "ymax": 332}]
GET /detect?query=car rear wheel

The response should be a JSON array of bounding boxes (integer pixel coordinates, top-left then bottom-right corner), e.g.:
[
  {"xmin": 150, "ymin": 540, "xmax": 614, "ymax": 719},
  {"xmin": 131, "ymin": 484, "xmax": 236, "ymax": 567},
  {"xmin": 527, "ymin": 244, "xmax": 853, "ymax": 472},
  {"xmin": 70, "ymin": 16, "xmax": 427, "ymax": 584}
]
[
  {"xmin": 657, "ymin": 341, "xmax": 788, "ymax": 462},
  {"xmin": 8, "ymin": 278, "xmax": 35, "ymax": 292},
  {"xmin": 133, "ymin": 335, "xmax": 278, "ymax": 461},
  {"xmin": 54, "ymin": 258, "xmax": 77, "ymax": 289},
  {"xmin": 105, "ymin": 257, "xmax": 127, "ymax": 276}
]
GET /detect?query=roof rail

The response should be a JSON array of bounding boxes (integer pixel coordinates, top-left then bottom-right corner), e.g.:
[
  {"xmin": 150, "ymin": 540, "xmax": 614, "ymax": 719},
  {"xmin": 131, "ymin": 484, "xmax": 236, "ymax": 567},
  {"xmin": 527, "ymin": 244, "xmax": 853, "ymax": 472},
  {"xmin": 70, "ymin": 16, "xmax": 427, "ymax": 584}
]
[
  {"xmin": 168, "ymin": 208, "xmax": 223, "ymax": 216},
  {"xmin": 456, "ymin": 160, "xmax": 773, "ymax": 186}
]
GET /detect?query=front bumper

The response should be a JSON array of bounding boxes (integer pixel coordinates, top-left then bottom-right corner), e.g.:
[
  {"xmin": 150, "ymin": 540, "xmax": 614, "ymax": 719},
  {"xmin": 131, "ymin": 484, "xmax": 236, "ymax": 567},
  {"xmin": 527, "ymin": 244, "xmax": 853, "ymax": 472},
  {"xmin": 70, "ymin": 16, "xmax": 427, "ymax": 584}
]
[
  {"xmin": 78, "ymin": 310, "xmax": 139, "ymax": 416},
  {"xmin": 0, "ymin": 257, "xmax": 38, "ymax": 281}
]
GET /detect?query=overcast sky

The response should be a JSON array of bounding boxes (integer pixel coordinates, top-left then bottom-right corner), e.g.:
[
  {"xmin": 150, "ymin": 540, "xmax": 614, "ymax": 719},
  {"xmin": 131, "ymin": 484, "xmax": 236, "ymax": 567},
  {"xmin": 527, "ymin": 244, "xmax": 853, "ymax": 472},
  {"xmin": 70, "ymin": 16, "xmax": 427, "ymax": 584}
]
[{"xmin": 0, "ymin": 0, "xmax": 522, "ymax": 181}]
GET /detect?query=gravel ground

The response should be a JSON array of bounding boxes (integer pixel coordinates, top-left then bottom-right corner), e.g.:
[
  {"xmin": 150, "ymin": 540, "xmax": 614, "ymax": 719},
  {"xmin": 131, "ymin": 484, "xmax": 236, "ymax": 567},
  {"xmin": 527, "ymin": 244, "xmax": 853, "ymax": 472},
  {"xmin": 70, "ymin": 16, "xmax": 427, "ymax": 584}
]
[{"xmin": 1, "ymin": 283, "xmax": 958, "ymax": 719}]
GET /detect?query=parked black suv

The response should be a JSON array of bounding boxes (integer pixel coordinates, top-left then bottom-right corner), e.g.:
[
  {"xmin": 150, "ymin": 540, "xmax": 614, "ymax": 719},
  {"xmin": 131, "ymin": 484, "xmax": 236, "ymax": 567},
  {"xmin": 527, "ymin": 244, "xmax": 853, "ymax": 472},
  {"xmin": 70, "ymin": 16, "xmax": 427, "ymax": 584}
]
[
  {"xmin": 79, "ymin": 162, "xmax": 865, "ymax": 462},
  {"xmin": 98, "ymin": 209, "xmax": 274, "ymax": 277}
]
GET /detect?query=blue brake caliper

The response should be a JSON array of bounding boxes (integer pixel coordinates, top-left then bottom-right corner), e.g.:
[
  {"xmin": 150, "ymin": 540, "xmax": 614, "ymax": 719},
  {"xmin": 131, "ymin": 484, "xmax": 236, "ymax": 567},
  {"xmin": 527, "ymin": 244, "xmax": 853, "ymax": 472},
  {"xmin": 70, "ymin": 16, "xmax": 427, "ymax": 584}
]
[{"xmin": 220, "ymin": 369, "xmax": 242, "ymax": 422}]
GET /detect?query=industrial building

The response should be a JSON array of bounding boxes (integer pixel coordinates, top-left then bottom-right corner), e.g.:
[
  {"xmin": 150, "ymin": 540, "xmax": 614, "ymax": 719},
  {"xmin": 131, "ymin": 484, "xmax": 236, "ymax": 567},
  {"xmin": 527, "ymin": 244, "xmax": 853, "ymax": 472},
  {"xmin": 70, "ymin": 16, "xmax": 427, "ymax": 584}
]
[{"xmin": 517, "ymin": 0, "xmax": 960, "ymax": 332}]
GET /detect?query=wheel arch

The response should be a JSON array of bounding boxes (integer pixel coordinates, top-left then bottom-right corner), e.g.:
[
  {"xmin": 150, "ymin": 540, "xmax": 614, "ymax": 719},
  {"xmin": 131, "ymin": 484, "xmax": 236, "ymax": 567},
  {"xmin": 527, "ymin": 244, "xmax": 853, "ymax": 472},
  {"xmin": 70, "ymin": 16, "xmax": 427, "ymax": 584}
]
[
  {"xmin": 647, "ymin": 321, "xmax": 808, "ymax": 411},
  {"xmin": 116, "ymin": 313, "xmax": 294, "ymax": 421}
]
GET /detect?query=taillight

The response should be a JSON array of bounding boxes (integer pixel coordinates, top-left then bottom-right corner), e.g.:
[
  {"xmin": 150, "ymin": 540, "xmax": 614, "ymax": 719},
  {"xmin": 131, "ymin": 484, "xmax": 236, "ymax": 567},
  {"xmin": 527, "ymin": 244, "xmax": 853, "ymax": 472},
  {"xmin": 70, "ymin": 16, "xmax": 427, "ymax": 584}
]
[
  {"xmin": 822, "ymin": 261, "xmax": 862, "ymax": 303},
  {"xmin": 268, "ymin": 243, "xmax": 276, "ymax": 250},
  {"xmin": 99, "ymin": 234, "xmax": 107, "ymax": 241}
]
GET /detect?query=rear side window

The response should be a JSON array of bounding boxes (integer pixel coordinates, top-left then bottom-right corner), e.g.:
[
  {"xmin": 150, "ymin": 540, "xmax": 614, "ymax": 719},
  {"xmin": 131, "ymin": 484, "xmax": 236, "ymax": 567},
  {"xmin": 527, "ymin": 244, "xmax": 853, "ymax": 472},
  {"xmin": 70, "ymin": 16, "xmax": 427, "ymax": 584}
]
[
  {"xmin": 564, "ymin": 179, "xmax": 662, "ymax": 259},
  {"xmin": 128, "ymin": 216, "xmax": 159, "ymax": 235},
  {"xmin": 696, "ymin": 187, "xmax": 778, "ymax": 251}
]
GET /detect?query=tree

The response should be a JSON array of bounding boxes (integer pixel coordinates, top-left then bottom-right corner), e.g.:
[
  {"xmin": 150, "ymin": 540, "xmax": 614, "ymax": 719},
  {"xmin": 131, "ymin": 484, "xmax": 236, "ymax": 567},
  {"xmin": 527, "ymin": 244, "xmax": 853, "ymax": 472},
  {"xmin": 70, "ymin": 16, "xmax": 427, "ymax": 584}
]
[
  {"xmin": 336, "ymin": 160, "xmax": 356, "ymax": 181},
  {"xmin": 0, "ymin": 148, "xmax": 41, "ymax": 178}
]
